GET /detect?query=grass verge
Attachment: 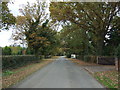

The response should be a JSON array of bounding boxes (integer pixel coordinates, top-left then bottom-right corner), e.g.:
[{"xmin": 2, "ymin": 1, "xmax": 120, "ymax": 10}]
[
  {"xmin": 67, "ymin": 58, "xmax": 97, "ymax": 66},
  {"xmin": 67, "ymin": 58, "xmax": 118, "ymax": 89},
  {"xmin": 94, "ymin": 71, "xmax": 118, "ymax": 89},
  {"xmin": 2, "ymin": 56, "xmax": 58, "ymax": 88}
]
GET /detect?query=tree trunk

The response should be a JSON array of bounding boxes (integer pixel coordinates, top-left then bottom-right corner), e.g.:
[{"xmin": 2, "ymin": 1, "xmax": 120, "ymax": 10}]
[
  {"xmin": 96, "ymin": 33, "xmax": 105, "ymax": 56},
  {"xmin": 34, "ymin": 49, "xmax": 40, "ymax": 62}
]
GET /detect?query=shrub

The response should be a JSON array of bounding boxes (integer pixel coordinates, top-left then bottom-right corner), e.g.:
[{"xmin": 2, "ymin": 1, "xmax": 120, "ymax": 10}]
[
  {"xmin": 84, "ymin": 55, "xmax": 97, "ymax": 63},
  {"xmin": 76, "ymin": 55, "xmax": 84, "ymax": 60},
  {"xmin": 2, "ymin": 46, "xmax": 12, "ymax": 55},
  {"xmin": 2, "ymin": 55, "xmax": 40, "ymax": 70},
  {"xmin": 66, "ymin": 53, "xmax": 71, "ymax": 58}
]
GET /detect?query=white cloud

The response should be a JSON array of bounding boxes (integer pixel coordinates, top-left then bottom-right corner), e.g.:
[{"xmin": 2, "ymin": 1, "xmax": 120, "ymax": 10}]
[
  {"xmin": 0, "ymin": 28, "xmax": 14, "ymax": 47},
  {"xmin": 8, "ymin": 0, "xmax": 35, "ymax": 16},
  {"xmin": 8, "ymin": 0, "xmax": 50, "ymax": 16}
]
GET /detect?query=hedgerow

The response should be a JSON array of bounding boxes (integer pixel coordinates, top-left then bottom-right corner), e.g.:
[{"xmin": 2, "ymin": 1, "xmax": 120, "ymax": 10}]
[{"xmin": 2, "ymin": 55, "xmax": 43, "ymax": 70}]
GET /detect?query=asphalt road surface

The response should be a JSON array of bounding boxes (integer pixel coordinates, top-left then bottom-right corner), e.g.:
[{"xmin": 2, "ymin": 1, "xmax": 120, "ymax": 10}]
[{"xmin": 12, "ymin": 56, "xmax": 104, "ymax": 88}]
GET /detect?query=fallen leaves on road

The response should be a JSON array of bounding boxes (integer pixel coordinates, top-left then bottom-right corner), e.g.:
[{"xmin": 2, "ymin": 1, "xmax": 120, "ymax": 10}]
[{"xmin": 2, "ymin": 59, "xmax": 54, "ymax": 88}]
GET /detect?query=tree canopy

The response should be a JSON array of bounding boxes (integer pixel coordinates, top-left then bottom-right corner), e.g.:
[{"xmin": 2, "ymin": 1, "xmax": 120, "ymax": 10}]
[
  {"xmin": 6, "ymin": 2, "xmax": 120, "ymax": 57},
  {"xmin": 2, "ymin": 2, "xmax": 16, "ymax": 30},
  {"xmin": 50, "ymin": 2, "xmax": 120, "ymax": 56},
  {"xmin": 13, "ymin": 1, "xmax": 59, "ymax": 57}
]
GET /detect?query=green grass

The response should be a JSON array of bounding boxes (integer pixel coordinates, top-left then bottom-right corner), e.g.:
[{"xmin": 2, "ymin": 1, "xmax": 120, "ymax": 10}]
[
  {"xmin": 2, "ymin": 64, "xmax": 36, "ymax": 76},
  {"xmin": 2, "ymin": 70, "xmax": 14, "ymax": 76},
  {"xmin": 94, "ymin": 73, "xmax": 118, "ymax": 89}
]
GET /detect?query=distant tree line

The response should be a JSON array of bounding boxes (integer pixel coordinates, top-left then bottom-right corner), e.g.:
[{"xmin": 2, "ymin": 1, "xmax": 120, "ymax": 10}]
[{"xmin": 2, "ymin": 46, "xmax": 34, "ymax": 55}]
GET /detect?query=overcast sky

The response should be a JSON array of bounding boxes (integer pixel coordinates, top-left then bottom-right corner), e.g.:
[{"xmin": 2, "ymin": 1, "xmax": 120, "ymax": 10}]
[
  {"xmin": 1, "ymin": 0, "xmax": 114, "ymax": 47},
  {"xmin": 0, "ymin": 0, "xmax": 47, "ymax": 47}
]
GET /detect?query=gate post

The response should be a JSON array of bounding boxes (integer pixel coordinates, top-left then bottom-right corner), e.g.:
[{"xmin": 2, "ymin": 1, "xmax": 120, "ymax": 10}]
[{"xmin": 115, "ymin": 57, "xmax": 118, "ymax": 71}]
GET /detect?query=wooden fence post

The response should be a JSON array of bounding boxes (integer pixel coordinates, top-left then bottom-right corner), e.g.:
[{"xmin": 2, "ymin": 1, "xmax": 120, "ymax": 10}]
[
  {"xmin": 96, "ymin": 56, "xmax": 98, "ymax": 64},
  {"xmin": 118, "ymin": 57, "xmax": 120, "ymax": 72},
  {"xmin": 118, "ymin": 57, "xmax": 120, "ymax": 89},
  {"xmin": 115, "ymin": 57, "xmax": 118, "ymax": 71}
]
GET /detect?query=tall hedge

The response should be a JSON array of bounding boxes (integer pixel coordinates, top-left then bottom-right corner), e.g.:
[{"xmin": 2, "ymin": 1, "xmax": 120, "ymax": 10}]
[{"xmin": 2, "ymin": 55, "xmax": 41, "ymax": 70}]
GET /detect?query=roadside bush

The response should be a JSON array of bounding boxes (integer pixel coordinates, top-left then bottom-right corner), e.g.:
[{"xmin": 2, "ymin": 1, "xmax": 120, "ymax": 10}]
[
  {"xmin": 76, "ymin": 55, "xmax": 84, "ymax": 60},
  {"xmin": 2, "ymin": 46, "xmax": 12, "ymax": 55},
  {"xmin": 2, "ymin": 55, "xmax": 40, "ymax": 70},
  {"xmin": 44, "ymin": 55, "xmax": 51, "ymax": 59},
  {"xmin": 66, "ymin": 53, "xmax": 71, "ymax": 58},
  {"xmin": 84, "ymin": 55, "xmax": 97, "ymax": 63}
]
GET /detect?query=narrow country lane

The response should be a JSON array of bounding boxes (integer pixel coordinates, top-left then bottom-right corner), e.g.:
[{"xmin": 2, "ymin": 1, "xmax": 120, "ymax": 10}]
[{"xmin": 12, "ymin": 56, "xmax": 104, "ymax": 88}]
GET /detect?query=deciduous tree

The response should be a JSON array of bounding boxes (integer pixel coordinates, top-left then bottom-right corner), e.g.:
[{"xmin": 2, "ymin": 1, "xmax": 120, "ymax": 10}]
[
  {"xmin": 50, "ymin": 2, "xmax": 120, "ymax": 55},
  {"xmin": 2, "ymin": 2, "xmax": 16, "ymax": 30},
  {"xmin": 13, "ymin": 1, "xmax": 58, "ymax": 57}
]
